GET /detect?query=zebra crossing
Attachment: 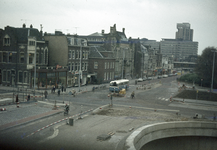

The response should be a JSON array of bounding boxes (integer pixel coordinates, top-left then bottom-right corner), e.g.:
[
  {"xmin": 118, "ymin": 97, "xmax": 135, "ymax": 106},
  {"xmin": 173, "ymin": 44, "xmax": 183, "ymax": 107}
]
[{"xmin": 158, "ymin": 97, "xmax": 169, "ymax": 101}]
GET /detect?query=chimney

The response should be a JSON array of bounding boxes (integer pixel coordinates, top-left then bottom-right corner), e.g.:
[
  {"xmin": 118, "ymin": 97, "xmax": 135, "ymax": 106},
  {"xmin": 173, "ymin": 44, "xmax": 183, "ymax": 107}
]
[
  {"xmin": 110, "ymin": 27, "xmax": 113, "ymax": 34},
  {"xmin": 122, "ymin": 28, "xmax": 125, "ymax": 33},
  {"xmin": 23, "ymin": 23, "xmax": 26, "ymax": 28},
  {"xmin": 102, "ymin": 30, "xmax": 104, "ymax": 34},
  {"xmin": 30, "ymin": 24, "xmax": 33, "ymax": 28}
]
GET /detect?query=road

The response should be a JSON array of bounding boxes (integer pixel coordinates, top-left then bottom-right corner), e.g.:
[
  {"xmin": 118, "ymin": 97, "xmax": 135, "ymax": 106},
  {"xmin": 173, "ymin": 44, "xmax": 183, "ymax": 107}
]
[{"xmin": 0, "ymin": 76, "xmax": 216, "ymax": 150}]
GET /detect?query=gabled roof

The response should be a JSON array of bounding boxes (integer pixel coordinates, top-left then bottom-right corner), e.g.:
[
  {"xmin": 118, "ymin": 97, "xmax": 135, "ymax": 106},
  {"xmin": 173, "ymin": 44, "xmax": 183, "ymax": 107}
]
[{"xmin": 89, "ymin": 46, "xmax": 114, "ymax": 59}]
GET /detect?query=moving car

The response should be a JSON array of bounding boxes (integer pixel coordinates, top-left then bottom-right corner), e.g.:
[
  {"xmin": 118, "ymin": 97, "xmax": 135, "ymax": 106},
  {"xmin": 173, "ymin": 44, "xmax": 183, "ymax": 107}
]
[
  {"xmin": 137, "ymin": 78, "xmax": 143, "ymax": 82},
  {"xmin": 147, "ymin": 77, "xmax": 153, "ymax": 80},
  {"xmin": 158, "ymin": 76, "xmax": 162, "ymax": 79},
  {"xmin": 163, "ymin": 75, "xmax": 168, "ymax": 78}
]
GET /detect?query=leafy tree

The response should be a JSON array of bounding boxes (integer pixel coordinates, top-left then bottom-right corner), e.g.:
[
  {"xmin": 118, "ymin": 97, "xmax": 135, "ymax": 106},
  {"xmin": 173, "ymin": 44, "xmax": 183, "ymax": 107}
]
[{"xmin": 195, "ymin": 47, "xmax": 217, "ymax": 88}]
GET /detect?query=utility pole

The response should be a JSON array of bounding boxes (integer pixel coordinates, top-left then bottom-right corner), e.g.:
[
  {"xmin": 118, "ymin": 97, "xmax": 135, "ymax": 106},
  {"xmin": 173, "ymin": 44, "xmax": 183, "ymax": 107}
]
[
  {"xmin": 211, "ymin": 49, "xmax": 217, "ymax": 92},
  {"xmin": 79, "ymin": 41, "xmax": 82, "ymax": 92}
]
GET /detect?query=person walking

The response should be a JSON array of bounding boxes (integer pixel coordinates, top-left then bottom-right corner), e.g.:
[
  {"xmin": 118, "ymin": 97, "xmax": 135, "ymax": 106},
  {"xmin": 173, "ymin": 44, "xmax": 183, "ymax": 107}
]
[
  {"xmin": 44, "ymin": 90, "xmax": 48, "ymax": 99},
  {"xmin": 16, "ymin": 95, "xmax": 19, "ymax": 103},
  {"xmin": 61, "ymin": 85, "xmax": 64, "ymax": 92},
  {"xmin": 53, "ymin": 85, "xmax": 56, "ymax": 93},
  {"xmin": 131, "ymin": 91, "xmax": 135, "ymax": 99},
  {"xmin": 27, "ymin": 94, "xmax": 30, "ymax": 101}
]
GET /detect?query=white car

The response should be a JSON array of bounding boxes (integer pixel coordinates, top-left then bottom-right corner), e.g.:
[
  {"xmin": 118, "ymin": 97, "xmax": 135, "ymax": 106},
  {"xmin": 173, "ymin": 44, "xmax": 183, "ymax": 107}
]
[
  {"xmin": 147, "ymin": 77, "xmax": 153, "ymax": 80},
  {"xmin": 137, "ymin": 78, "xmax": 143, "ymax": 82},
  {"xmin": 163, "ymin": 75, "xmax": 168, "ymax": 78}
]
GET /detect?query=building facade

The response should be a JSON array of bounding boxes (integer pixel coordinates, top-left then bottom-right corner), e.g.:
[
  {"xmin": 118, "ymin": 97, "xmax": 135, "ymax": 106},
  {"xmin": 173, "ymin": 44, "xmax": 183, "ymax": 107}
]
[
  {"xmin": 0, "ymin": 24, "xmax": 49, "ymax": 88},
  {"xmin": 88, "ymin": 46, "xmax": 115, "ymax": 84},
  {"xmin": 44, "ymin": 32, "xmax": 89, "ymax": 87}
]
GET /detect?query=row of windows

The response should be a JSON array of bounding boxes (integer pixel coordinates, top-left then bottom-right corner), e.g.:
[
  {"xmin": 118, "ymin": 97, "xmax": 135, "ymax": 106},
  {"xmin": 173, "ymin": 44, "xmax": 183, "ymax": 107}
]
[
  {"xmin": 68, "ymin": 50, "xmax": 88, "ymax": 60},
  {"xmin": 0, "ymin": 50, "xmax": 48, "ymax": 64},
  {"xmin": 68, "ymin": 62, "xmax": 88, "ymax": 72},
  {"xmin": 105, "ymin": 62, "xmax": 115, "ymax": 69},
  {"xmin": 2, "ymin": 70, "xmax": 29, "ymax": 83},
  {"xmin": 104, "ymin": 72, "xmax": 114, "ymax": 81}
]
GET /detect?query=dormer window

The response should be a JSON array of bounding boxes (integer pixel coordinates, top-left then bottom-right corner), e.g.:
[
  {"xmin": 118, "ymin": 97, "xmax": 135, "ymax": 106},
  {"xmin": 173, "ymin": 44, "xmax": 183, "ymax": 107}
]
[{"xmin": 3, "ymin": 35, "xmax": 10, "ymax": 46}]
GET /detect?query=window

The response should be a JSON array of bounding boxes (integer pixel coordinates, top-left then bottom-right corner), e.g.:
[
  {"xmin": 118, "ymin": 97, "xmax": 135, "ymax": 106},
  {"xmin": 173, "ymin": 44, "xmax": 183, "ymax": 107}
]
[
  {"xmin": 24, "ymin": 72, "xmax": 28, "ymax": 83},
  {"xmin": 36, "ymin": 52, "xmax": 39, "ymax": 63},
  {"xmin": 29, "ymin": 53, "xmax": 34, "ymax": 64},
  {"xmin": 20, "ymin": 52, "xmax": 25, "ymax": 63},
  {"xmin": 19, "ymin": 71, "xmax": 23, "ymax": 82},
  {"xmin": 41, "ymin": 50, "xmax": 44, "ymax": 64},
  {"xmin": 75, "ymin": 63, "xmax": 78, "ymax": 71},
  {"xmin": 104, "ymin": 72, "xmax": 106, "ymax": 80},
  {"xmin": 7, "ymin": 70, "xmax": 10, "ymax": 82},
  {"xmin": 29, "ymin": 41, "xmax": 35, "ymax": 46},
  {"xmin": 82, "ymin": 51, "xmax": 85, "ymax": 59},
  {"xmin": 3, "ymin": 52, "xmax": 7, "ymax": 62},
  {"xmin": 113, "ymin": 62, "xmax": 115, "ymax": 68},
  {"xmin": 105, "ymin": 62, "xmax": 107, "ymax": 69},
  {"xmin": 8, "ymin": 52, "xmax": 12, "ymax": 63},
  {"xmin": 69, "ymin": 50, "xmax": 72, "ymax": 59},
  {"xmin": 76, "ymin": 50, "xmax": 79, "ymax": 59},
  {"xmin": 3, "ymin": 70, "xmax": 6, "ymax": 81},
  {"xmin": 85, "ymin": 63, "xmax": 88, "ymax": 70},
  {"xmin": 71, "ymin": 62, "xmax": 74, "ymax": 71},
  {"xmin": 82, "ymin": 63, "xmax": 84, "ymax": 70},
  {"xmin": 45, "ymin": 49, "xmax": 48, "ymax": 64},
  {"xmin": 85, "ymin": 51, "xmax": 88, "ymax": 59},
  {"xmin": 94, "ymin": 62, "xmax": 98, "ymax": 69},
  {"xmin": 107, "ymin": 62, "xmax": 109, "ymax": 69},
  {"xmin": 3, "ymin": 35, "xmax": 10, "ymax": 46},
  {"xmin": 107, "ymin": 72, "xmax": 109, "ymax": 80},
  {"xmin": 72, "ymin": 50, "xmax": 75, "ymax": 59}
]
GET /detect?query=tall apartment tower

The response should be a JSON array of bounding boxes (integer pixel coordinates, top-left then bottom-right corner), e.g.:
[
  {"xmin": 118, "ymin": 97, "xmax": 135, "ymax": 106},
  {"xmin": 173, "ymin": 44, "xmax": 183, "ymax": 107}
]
[{"xmin": 175, "ymin": 23, "xmax": 193, "ymax": 41}]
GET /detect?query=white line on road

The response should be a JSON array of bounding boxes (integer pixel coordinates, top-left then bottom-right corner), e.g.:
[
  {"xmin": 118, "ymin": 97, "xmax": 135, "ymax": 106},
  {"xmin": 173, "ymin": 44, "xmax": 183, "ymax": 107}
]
[{"xmin": 114, "ymin": 104, "xmax": 179, "ymax": 112}]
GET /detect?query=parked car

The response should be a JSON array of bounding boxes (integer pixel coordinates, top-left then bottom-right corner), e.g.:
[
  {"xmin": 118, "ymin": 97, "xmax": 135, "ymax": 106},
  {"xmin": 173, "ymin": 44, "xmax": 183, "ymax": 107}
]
[
  {"xmin": 163, "ymin": 75, "xmax": 168, "ymax": 78},
  {"xmin": 158, "ymin": 76, "xmax": 162, "ymax": 79},
  {"xmin": 143, "ymin": 77, "xmax": 147, "ymax": 81},
  {"xmin": 137, "ymin": 78, "xmax": 143, "ymax": 82},
  {"xmin": 147, "ymin": 77, "xmax": 153, "ymax": 80},
  {"xmin": 168, "ymin": 74, "xmax": 173, "ymax": 77}
]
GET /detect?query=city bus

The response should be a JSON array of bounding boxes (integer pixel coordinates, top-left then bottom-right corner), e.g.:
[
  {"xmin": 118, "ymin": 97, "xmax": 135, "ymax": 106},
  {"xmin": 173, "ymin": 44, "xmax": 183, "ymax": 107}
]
[{"xmin": 109, "ymin": 79, "xmax": 129, "ymax": 93}]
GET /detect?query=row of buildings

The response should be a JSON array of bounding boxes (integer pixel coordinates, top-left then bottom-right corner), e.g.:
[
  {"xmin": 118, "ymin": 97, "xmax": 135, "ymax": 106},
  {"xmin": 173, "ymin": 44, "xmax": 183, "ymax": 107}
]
[{"xmin": 0, "ymin": 23, "xmax": 198, "ymax": 89}]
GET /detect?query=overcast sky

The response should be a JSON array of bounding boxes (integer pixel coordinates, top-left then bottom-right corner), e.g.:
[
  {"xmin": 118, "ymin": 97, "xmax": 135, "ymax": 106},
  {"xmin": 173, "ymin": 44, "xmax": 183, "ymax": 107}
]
[{"xmin": 1, "ymin": 0, "xmax": 217, "ymax": 54}]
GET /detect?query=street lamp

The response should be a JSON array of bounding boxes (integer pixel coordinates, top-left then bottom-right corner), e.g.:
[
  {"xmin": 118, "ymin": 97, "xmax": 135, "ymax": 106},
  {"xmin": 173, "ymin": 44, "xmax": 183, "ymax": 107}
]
[{"xmin": 211, "ymin": 49, "xmax": 217, "ymax": 92}]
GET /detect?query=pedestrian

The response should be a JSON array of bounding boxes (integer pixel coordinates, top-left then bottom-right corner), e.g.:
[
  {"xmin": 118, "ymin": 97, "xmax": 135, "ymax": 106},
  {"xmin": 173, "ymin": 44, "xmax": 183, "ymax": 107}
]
[
  {"xmin": 92, "ymin": 86, "xmax": 95, "ymax": 92},
  {"xmin": 58, "ymin": 89, "xmax": 60, "ymax": 96},
  {"xmin": 27, "ymin": 94, "xmax": 30, "ymax": 101},
  {"xmin": 131, "ymin": 91, "xmax": 135, "ymax": 99},
  {"xmin": 53, "ymin": 85, "xmax": 56, "ymax": 93},
  {"xmin": 65, "ymin": 104, "xmax": 69, "ymax": 115},
  {"xmin": 214, "ymin": 114, "xmax": 216, "ymax": 121},
  {"xmin": 16, "ymin": 95, "xmax": 19, "ymax": 103},
  {"xmin": 110, "ymin": 94, "xmax": 113, "ymax": 100},
  {"xmin": 44, "ymin": 90, "xmax": 48, "ymax": 99},
  {"xmin": 61, "ymin": 85, "xmax": 64, "ymax": 92}
]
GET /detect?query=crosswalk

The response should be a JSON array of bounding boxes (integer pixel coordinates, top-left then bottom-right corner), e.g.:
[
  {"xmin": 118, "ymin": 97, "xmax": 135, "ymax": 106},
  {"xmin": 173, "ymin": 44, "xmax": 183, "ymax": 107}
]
[{"xmin": 158, "ymin": 97, "xmax": 169, "ymax": 101}]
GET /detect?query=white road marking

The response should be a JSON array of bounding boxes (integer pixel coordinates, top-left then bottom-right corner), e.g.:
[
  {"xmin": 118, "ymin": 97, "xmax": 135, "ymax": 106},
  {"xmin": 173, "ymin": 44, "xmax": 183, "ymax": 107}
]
[{"xmin": 38, "ymin": 123, "xmax": 64, "ymax": 143}]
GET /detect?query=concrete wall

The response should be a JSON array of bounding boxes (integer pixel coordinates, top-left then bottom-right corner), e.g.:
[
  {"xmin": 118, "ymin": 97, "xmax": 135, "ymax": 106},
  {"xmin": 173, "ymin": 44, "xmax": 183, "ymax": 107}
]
[{"xmin": 124, "ymin": 121, "xmax": 217, "ymax": 150}]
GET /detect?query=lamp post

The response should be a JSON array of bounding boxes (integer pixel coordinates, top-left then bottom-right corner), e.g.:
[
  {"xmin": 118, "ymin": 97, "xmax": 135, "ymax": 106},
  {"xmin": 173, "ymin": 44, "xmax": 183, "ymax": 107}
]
[
  {"xmin": 211, "ymin": 49, "xmax": 217, "ymax": 92},
  {"xmin": 79, "ymin": 43, "xmax": 82, "ymax": 92}
]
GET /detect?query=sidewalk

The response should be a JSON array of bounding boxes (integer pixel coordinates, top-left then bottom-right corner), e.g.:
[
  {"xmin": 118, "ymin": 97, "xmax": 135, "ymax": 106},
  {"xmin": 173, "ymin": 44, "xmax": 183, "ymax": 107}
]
[
  {"xmin": 172, "ymin": 97, "xmax": 217, "ymax": 106},
  {"xmin": 0, "ymin": 108, "xmax": 63, "ymax": 131}
]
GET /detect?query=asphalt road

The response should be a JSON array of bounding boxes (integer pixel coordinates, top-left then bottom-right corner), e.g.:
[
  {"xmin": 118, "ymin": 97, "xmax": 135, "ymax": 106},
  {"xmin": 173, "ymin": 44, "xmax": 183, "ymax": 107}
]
[{"xmin": 0, "ymin": 76, "xmax": 216, "ymax": 150}]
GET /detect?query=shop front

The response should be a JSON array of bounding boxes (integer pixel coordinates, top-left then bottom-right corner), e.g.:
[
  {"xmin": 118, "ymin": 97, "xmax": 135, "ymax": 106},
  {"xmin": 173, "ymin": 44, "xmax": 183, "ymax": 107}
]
[{"xmin": 31, "ymin": 68, "xmax": 67, "ymax": 89}]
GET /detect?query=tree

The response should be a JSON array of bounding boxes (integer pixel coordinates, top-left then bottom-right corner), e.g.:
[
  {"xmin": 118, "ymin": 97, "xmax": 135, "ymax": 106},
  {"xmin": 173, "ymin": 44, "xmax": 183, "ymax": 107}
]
[{"xmin": 195, "ymin": 47, "xmax": 217, "ymax": 88}]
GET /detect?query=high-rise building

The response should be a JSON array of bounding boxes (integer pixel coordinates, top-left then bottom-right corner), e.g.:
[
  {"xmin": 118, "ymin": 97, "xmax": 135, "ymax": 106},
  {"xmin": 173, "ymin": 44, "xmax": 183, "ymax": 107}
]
[
  {"xmin": 176, "ymin": 23, "xmax": 193, "ymax": 41},
  {"xmin": 160, "ymin": 23, "xmax": 198, "ymax": 61}
]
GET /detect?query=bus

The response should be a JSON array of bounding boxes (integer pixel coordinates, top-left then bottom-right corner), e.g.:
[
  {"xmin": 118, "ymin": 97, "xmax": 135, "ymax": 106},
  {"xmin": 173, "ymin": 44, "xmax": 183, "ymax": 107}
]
[{"xmin": 109, "ymin": 79, "xmax": 129, "ymax": 92}]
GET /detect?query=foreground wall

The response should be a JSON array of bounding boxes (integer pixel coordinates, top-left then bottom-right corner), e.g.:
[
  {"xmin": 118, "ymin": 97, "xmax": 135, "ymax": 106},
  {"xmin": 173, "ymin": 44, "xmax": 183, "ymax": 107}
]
[{"xmin": 124, "ymin": 121, "xmax": 217, "ymax": 150}]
